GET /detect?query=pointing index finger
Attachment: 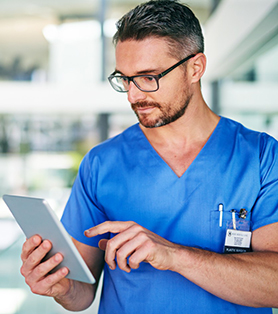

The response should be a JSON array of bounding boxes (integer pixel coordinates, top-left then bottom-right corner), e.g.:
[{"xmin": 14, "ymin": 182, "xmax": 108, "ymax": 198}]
[{"xmin": 84, "ymin": 221, "xmax": 135, "ymax": 238}]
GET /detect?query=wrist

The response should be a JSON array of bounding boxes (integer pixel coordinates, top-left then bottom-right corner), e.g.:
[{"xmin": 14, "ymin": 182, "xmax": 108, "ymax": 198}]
[
  {"xmin": 54, "ymin": 279, "xmax": 95, "ymax": 311},
  {"xmin": 54, "ymin": 279, "xmax": 75, "ymax": 307},
  {"xmin": 168, "ymin": 244, "xmax": 189, "ymax": 273},
  {"xmin": 169, "ymin": 245, "xmax": 200, "ymax": 276}
]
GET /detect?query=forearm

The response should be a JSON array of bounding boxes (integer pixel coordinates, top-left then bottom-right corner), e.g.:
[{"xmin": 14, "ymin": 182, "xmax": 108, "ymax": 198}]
[
  {"xmin": 54, "ymin": 279, "xmax": 96, "ymax": 311},
  {"xmin": 171, "ymin": 246, "xmax": 278, "ymax": 308},
  {"xmin": 85, "ymin": 220, "xmax": 278, "ymax": 308}
]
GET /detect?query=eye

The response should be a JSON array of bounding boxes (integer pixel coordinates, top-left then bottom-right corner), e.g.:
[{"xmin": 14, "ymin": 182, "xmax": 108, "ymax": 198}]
[{"xmin": 143, "ymin": 76, "xmax": 155, "ymax": 82}]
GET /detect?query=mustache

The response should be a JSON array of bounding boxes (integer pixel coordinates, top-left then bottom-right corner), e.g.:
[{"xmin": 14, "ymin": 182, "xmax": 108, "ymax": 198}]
[{"xmin": 131, "ymin": 101, "xmax": 161, "ymax": 111}]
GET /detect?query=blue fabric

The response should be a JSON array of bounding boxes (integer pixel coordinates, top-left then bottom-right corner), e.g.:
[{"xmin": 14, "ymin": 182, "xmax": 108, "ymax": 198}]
[{"xmin": 61, "ymin": 117, "xmax": 278, "ymax": 314}]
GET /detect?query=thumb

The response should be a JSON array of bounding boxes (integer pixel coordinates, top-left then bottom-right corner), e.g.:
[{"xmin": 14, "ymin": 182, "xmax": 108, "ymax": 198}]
[{"xmin": 98, "ymin": 239, "xmax": 108, "ymax": 251}]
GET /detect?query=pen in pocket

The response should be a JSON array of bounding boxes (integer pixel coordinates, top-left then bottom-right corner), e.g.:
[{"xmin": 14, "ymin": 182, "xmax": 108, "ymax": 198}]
[{"xmin": 219, "ymin": 203, "xmax": 223, "ymax": 227}]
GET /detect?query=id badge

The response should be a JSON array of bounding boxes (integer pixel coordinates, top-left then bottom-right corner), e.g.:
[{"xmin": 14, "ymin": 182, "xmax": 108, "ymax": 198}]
[
  {"xmin": 224, "ymin": 229, "xmax": 252, "ymax": 253},
  {"xmin": 223, "ymin": 209, "xmax": 252, "ymax": 254}
]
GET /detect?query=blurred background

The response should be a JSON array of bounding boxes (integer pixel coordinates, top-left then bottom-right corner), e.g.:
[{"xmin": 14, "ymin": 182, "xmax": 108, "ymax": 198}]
[{"xmin": 0, "ymin": 0, "xmax": 277, "ymax": 313}]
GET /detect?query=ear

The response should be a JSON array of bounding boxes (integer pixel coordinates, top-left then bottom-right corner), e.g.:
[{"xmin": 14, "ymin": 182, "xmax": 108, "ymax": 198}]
[{"xmin": 189, "ymin": 53, "xmax": 206, "ymax": 83}]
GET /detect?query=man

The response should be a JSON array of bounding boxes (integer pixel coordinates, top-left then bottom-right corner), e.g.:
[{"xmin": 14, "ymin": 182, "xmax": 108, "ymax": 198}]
[{"xmin": 20, "ymin": 1, "xmax": 278, "ymax": 313}]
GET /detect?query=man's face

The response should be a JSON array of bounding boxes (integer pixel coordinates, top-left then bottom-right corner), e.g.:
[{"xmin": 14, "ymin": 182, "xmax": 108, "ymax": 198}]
[{"xmin": 115, "ymin": 37, "xmax": 193, "ymax": 128}]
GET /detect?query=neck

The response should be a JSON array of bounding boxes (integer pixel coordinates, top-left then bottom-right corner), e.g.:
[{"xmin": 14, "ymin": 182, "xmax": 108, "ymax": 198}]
[
  {"xmin": 140, "ymin": 96, "xmax": 220, "ymax": 148},
  {"xmin": 138, "ymin": 96, "xmax": 220, "ymax": 177}
]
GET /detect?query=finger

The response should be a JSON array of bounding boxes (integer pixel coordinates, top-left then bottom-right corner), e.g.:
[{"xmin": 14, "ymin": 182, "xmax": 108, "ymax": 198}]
[
  {"xmin": 130, "ymin": 239, "xmax": 176, "ymax": 271},
  {"xmin": 25, "ymin": 252, "xmax": 65, "ymax": 287},
  {"xmin": 103, "ymin": 226, "xmax": 144, "ymax": 271},
  {"xmin": 29, "ymin": 266, "xmax": 69, "ymax": 297},
  {"xmin": 98, "ymin": 239, "xmax": 117, "ymax": 270},
  {"xmin": 115, "ymin": 232, "xmax": 149, "ymax": 272},
  {"xmin": 21, "ymin": 239, "xmax": 52, "ymax": 277},
  {"xmin": 21, "ymin": 235, "xmax": 42, "ymax": 262},
  {"xmin": 128, "ymin": 242, "xmax": 151, "ymax": 269},
  {"xmin": 109, "ymin": 239, "xmax": 131, "ymax": 272},
  {"xmin": 84, "ymin": 221, "xmax": 135, "ymax": 237},
  {"xmin": 98, "ymin": 239, "xmax": 108, "ymax": 251}
]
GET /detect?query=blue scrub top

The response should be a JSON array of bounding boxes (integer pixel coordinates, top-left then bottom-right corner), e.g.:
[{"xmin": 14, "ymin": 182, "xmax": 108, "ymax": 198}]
[{"xmin": 61, "ymin": 117, "xmax": 278, "ymax": 314}]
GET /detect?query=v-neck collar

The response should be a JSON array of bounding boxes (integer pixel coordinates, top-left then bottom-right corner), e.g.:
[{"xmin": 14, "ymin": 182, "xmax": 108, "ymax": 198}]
[
  {"xmin": 129, "ymin": 117, "xmax": 225, "ymax": 180},
  {"xmin": 132, "ymin": 117, "xmax": 224, "ymax": 180}
]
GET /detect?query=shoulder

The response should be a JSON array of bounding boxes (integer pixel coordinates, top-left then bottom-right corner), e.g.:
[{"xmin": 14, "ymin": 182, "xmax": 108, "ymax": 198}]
[
  {"xmin": 80, "ymin": 123, "xmax": 140, "ymax": 170},
  {"xmin": 221, "ymin": 117, "xmax": 278, "ymax": 180},
  {"xmin": 221, "ymin": 116, "xmax": 278, "ymax": 150},
  {"xmin": 91, "ymin": 123, "xmax": 141, "ymax": 158}
]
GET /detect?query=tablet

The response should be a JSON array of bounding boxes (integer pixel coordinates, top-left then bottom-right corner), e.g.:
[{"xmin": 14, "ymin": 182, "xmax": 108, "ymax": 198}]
[{"xmin": 3, "ymin": 194, "xmax": 95, "ymax": 284}]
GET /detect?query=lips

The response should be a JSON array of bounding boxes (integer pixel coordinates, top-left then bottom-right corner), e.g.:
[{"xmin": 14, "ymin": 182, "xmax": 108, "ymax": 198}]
[
  {"xmin": 136, "ymin": 107, "xmax": 156, "ymax": 114},
  {"xmin": 131, "ymin": 101, "xmax": 161, "ymax": 112}
]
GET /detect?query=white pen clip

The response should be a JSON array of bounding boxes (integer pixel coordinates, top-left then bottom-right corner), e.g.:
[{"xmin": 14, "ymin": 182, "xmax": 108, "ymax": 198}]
[
  {"xmin": 231, "ymin": 210, "xmax": 237, "ymax": 230},
  {"xmin": 219, "ymin": 203, "xmax": 223, "ymax": 227}
]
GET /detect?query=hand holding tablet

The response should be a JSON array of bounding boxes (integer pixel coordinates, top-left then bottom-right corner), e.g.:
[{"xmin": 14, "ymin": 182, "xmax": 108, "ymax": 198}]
[{"xmin": 3, "ymin": 194, "xmax": 95, "ymax": 284}]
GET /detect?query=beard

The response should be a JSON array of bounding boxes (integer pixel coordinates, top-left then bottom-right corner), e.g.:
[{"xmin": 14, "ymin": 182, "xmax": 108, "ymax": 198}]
[{"xmin": 131, "ymin": 93, "xmax": 192, "ymax": 128}]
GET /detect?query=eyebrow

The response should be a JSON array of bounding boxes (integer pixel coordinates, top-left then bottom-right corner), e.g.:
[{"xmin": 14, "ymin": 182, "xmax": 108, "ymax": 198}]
[
  {"xmin": 113, "ymin": 67, "xmax": 162, "ymax": 76},
  {"xmin": 113, "ymin": 69, "xmax": 123, "ymax": 75}
]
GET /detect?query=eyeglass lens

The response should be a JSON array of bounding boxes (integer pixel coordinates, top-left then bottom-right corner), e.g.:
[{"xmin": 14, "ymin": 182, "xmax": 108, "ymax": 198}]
[{"xmin": 111, "ymin": 75, "xmax": 158, "ymax": 92}]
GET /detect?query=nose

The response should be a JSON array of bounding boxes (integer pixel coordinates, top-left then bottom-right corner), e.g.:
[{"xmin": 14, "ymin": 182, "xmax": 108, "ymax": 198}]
[{"xmin": 127, "ymin": 81, "xmax": 147, "ymax": 104}]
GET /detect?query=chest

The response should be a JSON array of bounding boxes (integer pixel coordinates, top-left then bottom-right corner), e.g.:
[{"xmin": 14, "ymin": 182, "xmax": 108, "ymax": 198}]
[
  {"xmin": 152, "ymin": 142, "xmax": 205, "ymax": 177},
  {"xmin": 97, "ymin": 158, "xmax": 260, "ymax": 253}
]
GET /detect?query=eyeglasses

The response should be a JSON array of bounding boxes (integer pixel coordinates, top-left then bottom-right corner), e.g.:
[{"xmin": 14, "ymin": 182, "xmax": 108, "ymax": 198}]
[{"xmin": 108, "ymin": 54, "xmax": 196, "ymax": 93}]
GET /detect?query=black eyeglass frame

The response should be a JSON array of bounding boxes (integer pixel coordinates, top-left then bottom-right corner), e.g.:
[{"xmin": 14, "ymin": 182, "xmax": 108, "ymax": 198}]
[{"xmin": 108, "ymin": 53, "xmax": 196, "ymax": 93}]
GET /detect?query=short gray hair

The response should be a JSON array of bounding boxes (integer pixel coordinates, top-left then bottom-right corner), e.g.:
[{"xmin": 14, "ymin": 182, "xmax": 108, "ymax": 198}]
[{"xmin": 113, "ymin": 0, "xmax": 204, "ymax": 59}]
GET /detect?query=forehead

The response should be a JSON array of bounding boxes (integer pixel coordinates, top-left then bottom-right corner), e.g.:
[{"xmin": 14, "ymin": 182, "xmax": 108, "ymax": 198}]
[{"xmin": 115, "ymin": 37, "xmax": 174, "ymax": 74}]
